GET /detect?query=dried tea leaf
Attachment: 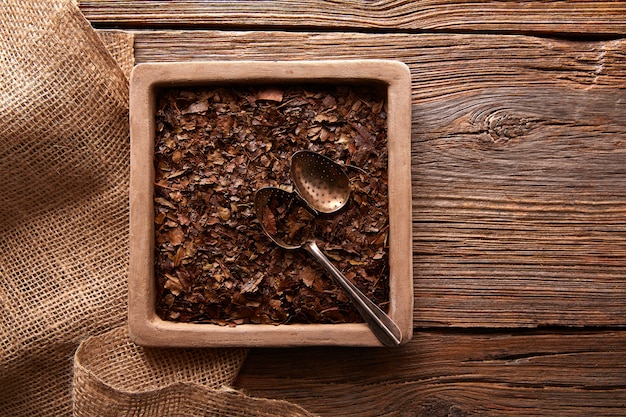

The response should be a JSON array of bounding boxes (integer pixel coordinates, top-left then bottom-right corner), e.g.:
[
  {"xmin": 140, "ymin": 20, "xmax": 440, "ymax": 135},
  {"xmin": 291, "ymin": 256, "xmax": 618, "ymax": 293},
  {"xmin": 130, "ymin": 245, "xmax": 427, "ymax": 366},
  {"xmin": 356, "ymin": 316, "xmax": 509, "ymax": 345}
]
[
  {"xmin": 167, "ymin": 227, "xmax": 185, "ymax": 246},
  {"xmin": 155, "ymin": 197, "xmax": 177, "ymax": 210},
  {"xmin": 256, "ymin": 88, "xmax": 284, "ymax": 102},
  {"xmin": 261, "ymin": 206, "xmax": 277, "ymax": 235},
  {"xmin": 241, "ymin": 274, "xmax": 265, "ymax": 293},
  {"xmin": 182, "ymin": 100, "xmax": 210, "ymax": 114},
  {"xmin": 217, "ymin": 206, "xmax": 231, "ymax": 221},
  {"xmin": 300, "ymin": 267, "xmax": 317, "ymax": 288},
  {"xmin": 164, "ymin": 273, "xmax": 184, "ymax": 296}
]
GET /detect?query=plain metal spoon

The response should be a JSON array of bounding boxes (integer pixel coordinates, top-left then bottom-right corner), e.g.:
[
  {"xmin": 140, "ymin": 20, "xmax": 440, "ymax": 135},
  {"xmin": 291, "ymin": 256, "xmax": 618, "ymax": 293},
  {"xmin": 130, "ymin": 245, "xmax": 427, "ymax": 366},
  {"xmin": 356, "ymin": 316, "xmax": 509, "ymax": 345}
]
[{"xmin": 254, "ymin": 186, "xmax": 402, "ymax": 346}]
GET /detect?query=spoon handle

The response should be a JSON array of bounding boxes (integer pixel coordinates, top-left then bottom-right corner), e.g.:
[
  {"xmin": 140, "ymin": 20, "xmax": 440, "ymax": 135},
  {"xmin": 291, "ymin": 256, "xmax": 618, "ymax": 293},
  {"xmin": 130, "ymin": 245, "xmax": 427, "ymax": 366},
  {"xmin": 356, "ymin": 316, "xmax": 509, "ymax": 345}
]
[{"xmin": 303, "ymin": 241, "xmax": 403, "ymax": 347}]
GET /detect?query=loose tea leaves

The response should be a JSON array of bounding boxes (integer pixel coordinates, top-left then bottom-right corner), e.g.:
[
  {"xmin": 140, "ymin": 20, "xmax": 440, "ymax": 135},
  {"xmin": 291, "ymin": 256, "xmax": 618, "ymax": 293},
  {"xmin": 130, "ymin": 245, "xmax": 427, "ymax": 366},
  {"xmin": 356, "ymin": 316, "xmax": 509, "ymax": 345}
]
[
  {"xmin": 259, "ymin": 189, "xmax": 315, "ymax": 247},
  {"xmin": 154, "ymin": 84, "xmax": 389, "ymax": 325}
]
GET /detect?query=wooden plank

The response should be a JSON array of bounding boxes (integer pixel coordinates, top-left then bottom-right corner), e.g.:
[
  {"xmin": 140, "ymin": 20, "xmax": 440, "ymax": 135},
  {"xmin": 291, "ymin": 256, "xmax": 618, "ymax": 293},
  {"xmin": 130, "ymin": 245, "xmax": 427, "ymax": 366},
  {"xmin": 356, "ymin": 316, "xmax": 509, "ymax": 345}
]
[
  {"xmin": 131, "ymin": 31, "xmax": 626, "ymax": 328},
  {"xmin": 79, "ymin": 0, "xmax": 626, "ymax": 35},
  {"xmin": 235, "ymin": 330, "xmax": 626, "ymax": 416}
]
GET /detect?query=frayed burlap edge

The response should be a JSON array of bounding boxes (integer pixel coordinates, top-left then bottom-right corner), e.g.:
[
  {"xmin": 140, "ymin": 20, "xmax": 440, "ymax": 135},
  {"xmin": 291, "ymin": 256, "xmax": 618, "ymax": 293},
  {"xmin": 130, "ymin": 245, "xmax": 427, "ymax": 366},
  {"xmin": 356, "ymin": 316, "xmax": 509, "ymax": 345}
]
[
  {"xmin": 97, "ymin": 30, "xmax": 135, "ymax": 79},
  {"xmin": 73, "ymin": 327, "xmax": 316, "ymax": 417}
]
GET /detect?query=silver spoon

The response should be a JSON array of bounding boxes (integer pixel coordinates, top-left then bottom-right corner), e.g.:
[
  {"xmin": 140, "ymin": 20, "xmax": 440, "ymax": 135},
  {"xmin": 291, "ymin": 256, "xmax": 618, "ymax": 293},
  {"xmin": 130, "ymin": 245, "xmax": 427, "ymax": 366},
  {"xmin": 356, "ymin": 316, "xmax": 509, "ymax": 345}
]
[
  {"xmin": 254, "ymin": 186, "xmax": 402, "ymax": 347},
  {"xmin": 290, "ymin": 150, "xmax": 351, "ymax": 214}
]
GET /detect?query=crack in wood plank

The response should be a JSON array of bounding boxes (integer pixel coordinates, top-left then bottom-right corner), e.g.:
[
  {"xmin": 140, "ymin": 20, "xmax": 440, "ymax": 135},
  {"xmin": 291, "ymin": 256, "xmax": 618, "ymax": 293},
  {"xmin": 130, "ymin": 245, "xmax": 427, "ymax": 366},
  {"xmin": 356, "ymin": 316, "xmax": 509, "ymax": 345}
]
[{"xmin": 80, "ymin": 0, "xmax": 626, "ymax": 36}]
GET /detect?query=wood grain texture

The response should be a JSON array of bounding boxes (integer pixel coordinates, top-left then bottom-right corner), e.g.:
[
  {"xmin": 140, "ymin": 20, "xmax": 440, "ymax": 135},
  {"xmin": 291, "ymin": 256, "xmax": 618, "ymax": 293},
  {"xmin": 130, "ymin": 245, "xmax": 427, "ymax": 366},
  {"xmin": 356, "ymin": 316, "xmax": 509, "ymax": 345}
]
[
  {"xmin": 95, "ymin": 7, "xmax": 626, "ymax": 415},
  {"xmin": 79, "ymin": 0, "xmax": 626, "ymax": 35},
  {"xmin": 235, "ymin": 330, "xmax": 626, "ymax": 416},
  {"xmin": 132, "ymin": 30, "xmax": 626, "ymax": 327}
]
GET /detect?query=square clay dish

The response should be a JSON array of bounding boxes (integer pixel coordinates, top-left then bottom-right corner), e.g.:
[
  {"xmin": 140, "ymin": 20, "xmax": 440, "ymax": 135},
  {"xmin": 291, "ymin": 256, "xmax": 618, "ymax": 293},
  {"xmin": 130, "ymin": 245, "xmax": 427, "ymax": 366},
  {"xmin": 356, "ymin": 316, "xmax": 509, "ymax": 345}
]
[{"xmin": 129, "ymin": 60, "xmax": 413, "ymax": 347}]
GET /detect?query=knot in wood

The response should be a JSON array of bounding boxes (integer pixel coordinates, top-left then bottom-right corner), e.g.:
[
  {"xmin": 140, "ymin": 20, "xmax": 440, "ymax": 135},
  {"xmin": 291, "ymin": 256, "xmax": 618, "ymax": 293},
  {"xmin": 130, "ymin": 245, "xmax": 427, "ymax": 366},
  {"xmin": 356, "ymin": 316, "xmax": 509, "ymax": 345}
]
[
  {"xmin": 420, "ymin": 397, "xmax": 473, "ymax": 417},
  {"xmin": 480, "ymin": 109, "xmax": 537, "ymax": 145}
]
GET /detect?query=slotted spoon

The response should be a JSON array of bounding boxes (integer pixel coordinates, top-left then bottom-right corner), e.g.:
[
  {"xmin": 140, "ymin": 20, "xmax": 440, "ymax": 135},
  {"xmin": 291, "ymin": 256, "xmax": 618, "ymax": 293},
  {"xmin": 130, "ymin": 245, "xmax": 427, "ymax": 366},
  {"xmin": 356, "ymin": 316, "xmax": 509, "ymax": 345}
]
[{"xmin": 290, "ymin": 150, "xmax": 351, "ymax": 214}]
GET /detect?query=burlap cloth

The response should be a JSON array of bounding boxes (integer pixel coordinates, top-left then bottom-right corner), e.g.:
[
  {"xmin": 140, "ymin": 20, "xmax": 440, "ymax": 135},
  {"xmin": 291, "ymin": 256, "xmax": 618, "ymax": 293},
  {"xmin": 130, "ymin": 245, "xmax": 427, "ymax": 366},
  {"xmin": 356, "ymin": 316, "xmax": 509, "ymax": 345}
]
[{"xmin": 1, "ymin": 1, "xmax": 315, "ymax": 415}]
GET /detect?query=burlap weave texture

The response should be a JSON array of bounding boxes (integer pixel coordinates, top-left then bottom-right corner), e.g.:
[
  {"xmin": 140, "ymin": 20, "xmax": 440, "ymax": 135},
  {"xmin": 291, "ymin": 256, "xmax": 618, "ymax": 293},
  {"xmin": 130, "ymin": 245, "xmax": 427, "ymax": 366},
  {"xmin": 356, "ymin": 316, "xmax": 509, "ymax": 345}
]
[
  {"xmin": 0, "ymin": 0, "xmax": 315, "ymax": 415},
  {"xmin": 73, "ymin": 327, "xmax": 313, "ymax": 416},
  {"xmin": 1, "ymin": 0, "xmax": 131, "ymax": 414}
]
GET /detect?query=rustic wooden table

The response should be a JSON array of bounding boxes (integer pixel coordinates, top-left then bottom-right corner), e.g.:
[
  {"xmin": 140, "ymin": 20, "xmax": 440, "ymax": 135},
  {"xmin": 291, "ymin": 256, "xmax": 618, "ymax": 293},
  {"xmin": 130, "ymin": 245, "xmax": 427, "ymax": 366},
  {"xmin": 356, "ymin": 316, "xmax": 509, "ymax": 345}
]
[{"xmin": 81, "ymin": 1, "xmax": 626, "ymax": 415}]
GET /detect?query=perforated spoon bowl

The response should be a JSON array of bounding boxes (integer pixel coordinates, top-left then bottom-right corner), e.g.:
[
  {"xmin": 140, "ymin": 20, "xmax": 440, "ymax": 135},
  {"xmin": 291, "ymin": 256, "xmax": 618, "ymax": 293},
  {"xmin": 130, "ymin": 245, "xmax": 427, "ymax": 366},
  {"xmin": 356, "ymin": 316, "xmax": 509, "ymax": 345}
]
[
  {"xmin": 254, "ymin": 186, "xmax": 402, "ymax": 347},
  {"xmin": 290, "ymin": 150, "xmax": 351, "ymax": 214}
]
